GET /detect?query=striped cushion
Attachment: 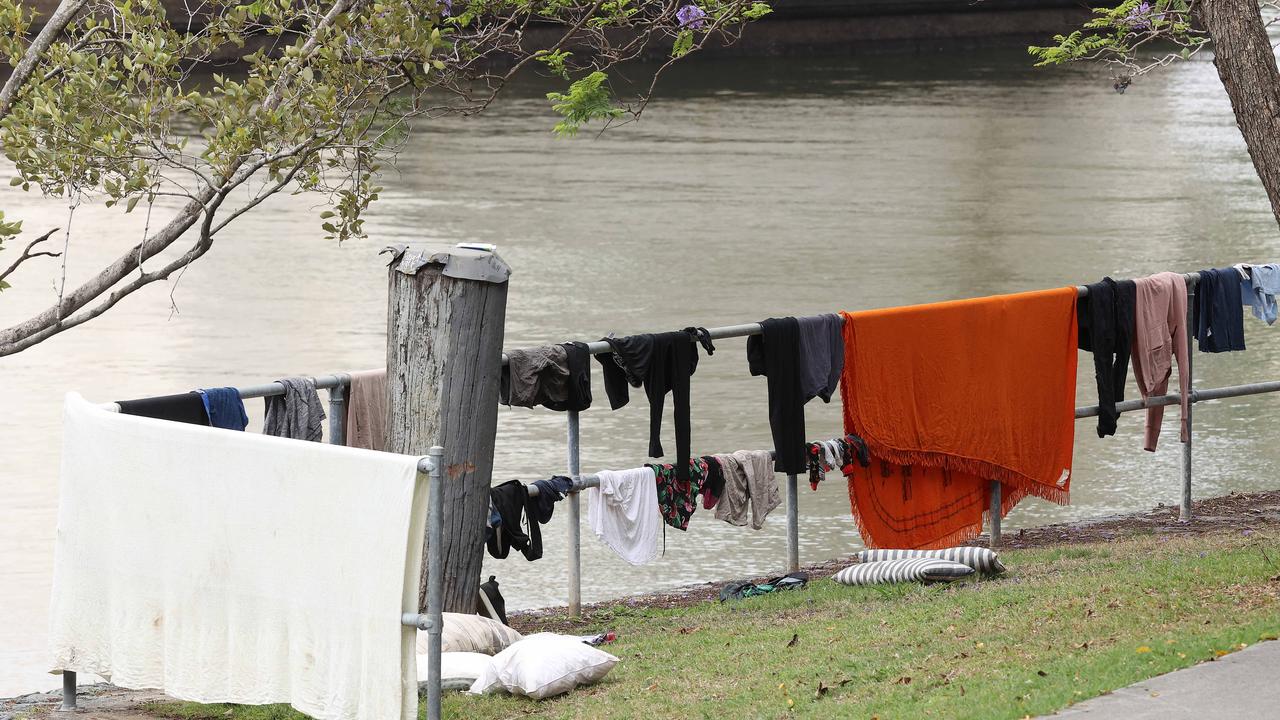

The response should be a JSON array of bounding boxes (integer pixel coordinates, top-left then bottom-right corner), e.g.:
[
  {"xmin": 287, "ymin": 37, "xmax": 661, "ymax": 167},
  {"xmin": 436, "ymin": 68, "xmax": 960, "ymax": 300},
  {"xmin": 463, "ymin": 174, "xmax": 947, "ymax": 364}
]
[
  {"xmin": 856, "ymin": 546, "xmax": 1006, "ymax": 575},
  {"xmin": 832, "ymin": 558, "xmax": 974, "ymax": 586}
]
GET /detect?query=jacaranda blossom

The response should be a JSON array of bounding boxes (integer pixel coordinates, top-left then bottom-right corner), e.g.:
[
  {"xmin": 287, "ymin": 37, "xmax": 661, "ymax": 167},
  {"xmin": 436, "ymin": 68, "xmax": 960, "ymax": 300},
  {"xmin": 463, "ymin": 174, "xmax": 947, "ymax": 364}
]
[
  {"xmin": 1125, "ymin": 2, "xmax": 1153, "ymax": 30},
  {"xmin": 676, "ymin": 4, "xmax": 707, "ymax": 30}
]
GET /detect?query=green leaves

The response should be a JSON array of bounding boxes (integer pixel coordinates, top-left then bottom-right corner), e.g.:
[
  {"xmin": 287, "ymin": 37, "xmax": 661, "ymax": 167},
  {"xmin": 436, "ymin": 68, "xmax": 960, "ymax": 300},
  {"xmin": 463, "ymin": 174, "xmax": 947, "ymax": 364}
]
[
  {"xmin": 1027, "ymin": 1, "xmax": 1207, "ymax": 74},
  {"xmin": 547, "ymin": 71, "xmax": 625, "ymax": 137},
  {"xmin": 0, "ymin": 0, "xmax": 774, "ymax": 292},
  {"xmin": 671, "ymin": 29, "xmax": 694, "ymax": 59}
]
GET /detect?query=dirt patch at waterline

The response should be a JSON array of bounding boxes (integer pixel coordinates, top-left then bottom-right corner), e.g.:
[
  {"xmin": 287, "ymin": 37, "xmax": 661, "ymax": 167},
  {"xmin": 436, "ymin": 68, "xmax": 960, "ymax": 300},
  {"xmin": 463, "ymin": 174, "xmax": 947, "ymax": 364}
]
[{"xmin": 508, "ymin": 489, "xmax": 1280, "ymax": 635}]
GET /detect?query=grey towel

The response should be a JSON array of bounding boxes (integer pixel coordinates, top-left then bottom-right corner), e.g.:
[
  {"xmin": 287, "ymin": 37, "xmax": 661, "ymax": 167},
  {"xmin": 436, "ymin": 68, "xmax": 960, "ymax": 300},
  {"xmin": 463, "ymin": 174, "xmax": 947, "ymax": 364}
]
[
  {"xmin": 263, "ymin": 377, "xmax": 326, "ymax": 442},
  {"xmin": 797, "ymin": 313, "xmax": 844, "ymax": 403}
]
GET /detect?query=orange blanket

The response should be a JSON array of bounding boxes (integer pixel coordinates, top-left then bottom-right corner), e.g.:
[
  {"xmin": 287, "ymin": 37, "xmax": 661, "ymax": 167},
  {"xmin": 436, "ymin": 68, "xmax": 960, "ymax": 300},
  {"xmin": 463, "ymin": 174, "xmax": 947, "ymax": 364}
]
[{"xmin": 839, "ymin": 288, "xmax": 1079, "ymax": 548}]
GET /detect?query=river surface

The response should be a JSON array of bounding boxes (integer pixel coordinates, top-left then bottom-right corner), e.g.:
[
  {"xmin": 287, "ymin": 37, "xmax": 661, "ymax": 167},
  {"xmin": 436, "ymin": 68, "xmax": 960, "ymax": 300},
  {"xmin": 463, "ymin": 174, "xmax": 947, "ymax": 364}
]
[{"xmin": 3, "ymin": 49, "xmax": 1280, "ymax": 696}]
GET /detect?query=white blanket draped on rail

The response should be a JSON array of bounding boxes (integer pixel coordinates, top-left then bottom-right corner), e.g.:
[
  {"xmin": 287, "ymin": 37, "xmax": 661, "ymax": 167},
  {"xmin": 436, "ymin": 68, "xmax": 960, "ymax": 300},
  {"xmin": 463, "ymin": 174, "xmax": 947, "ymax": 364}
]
[{"xmin": 50, "ymin": 393, "xmax": 427, "ymax": 720}]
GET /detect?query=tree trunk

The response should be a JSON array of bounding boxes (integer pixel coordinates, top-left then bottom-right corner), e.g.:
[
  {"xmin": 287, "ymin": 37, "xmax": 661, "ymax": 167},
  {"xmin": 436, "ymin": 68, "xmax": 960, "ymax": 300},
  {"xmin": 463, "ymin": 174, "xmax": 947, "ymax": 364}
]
[
  {"xmin": 1197, "ymin": 0, "xmax": 1280, "ymax": 227},
  {"xmin": 384, "ymin": 245, "xmax": 510, "ymax": 614}
]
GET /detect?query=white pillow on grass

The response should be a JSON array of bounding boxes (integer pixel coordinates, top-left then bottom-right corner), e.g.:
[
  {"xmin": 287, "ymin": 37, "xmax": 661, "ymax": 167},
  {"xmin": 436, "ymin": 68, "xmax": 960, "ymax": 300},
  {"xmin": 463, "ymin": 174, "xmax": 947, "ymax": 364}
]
[
  {"xmin": 417, "ymin": 651, "xmax": 495, "ymax": 692},
  {"xmin": 833, "ymin": 558, "xmax": 974, "ymax": 586},
  {"xmin": 468, "ymin": 633, "xmax": 619, "ymax": 699},
  {"xmin": 416, "ymin": 612, "xmax": 523, "ymax": 655}
]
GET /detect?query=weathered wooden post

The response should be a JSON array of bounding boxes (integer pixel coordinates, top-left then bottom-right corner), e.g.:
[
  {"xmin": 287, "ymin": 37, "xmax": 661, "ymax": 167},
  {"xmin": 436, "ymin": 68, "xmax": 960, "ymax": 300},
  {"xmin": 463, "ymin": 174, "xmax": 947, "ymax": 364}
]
[{"xmin": 384, "ymin": 244, "xmax": 510, "ymax": 613}]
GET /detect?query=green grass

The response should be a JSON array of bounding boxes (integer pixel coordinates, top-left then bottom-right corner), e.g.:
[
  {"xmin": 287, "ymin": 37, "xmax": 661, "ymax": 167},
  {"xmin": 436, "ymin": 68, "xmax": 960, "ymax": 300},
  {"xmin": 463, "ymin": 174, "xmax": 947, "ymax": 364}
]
[{"xmin": 142, "ymin": 532, "xmax": 1280, "ymax": 720}]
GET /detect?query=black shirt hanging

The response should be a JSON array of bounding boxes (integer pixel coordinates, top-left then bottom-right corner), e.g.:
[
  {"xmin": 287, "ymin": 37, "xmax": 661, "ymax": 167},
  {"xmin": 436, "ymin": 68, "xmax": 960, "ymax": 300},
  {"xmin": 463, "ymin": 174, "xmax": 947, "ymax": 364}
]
[
  {"xmin": 116, "ymin": 392, "xmax": 211, "ymax": 426},
  {"xmin": 595, "ymin": 329, "xmax": 708, "ymax": 481},
  {"xmin": 1078, "ymin": 277, "xmax": 1136, "ymax": 438}
]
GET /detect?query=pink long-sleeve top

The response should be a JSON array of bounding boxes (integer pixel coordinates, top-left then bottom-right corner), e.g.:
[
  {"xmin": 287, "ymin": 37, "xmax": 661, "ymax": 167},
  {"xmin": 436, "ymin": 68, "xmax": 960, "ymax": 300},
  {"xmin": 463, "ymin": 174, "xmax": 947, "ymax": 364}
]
[{"xmin": 1131, "ymin": 272, "xmax": 1190, "ymax": 451}]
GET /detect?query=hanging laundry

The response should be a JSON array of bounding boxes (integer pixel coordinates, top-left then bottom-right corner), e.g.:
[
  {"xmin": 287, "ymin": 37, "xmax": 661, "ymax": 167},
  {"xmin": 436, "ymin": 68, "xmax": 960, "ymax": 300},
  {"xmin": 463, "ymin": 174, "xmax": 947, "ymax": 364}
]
[
  {"xmin": 596, "ymin": 330, "xmax": 709, "ymax": 481},
  {"xmin": 485, "ymin": 502, "xmax": 502, "ymax": 544},
  {"xmin": 196, "ymin": 387, "xmax": 249, "ymax": 431},
  {"xmin": 747, "ymin": 315, "xmax": 844, "ymax": 475},
  {"xmin": 501, "ymin": 342, "xmax": 592, "ymax": 412},
  {"xmin": 683, "ymin": 326, "xmax": 716, "ymax": 356},
  {"xmin": 840, "ymin": 288, "xmax": 1078, "ymax": 516},
  {"xmin": 555, "ymin": 341, "xmax": 594, "ymax": 412},
  {"xmin": 798, "ymin": 314, "xmax": 845, "ymax": 402},
  {"xmin": 263, "ymin": 377, "xmax": 326, "ymax": 442},
  {"xmin": 345, "ymin": 369, "xmax": 387, "ymax": 451},
  {"xmin": 1194, "ymin": 268, "xmax": 1246, "ymax": 353},
  {"xmin": 807, "ymin": 444, "xmax": 827, "ymax": 491},
  {"xmin": 646, "ymin": 457, "xmax": 709, "ymax": 531},
  {"xmin": 712, "ymin": 450, "xmax": 780, "ymax": 530},
  {"xmin": 586, "ymin": 467, "xmax": 661, "ymax": 566},
  {"xmin": 806, "ymin": 436, "xmax": 870, "ymax": 492},
  {"xmin": 54, "ymin": 393, "xmax": 425, "ymax": 720},
  {"xmin": 1237, "ymin": 263, "xmax": 1280, "ymax": 324},
  {"xmin": 116, "ymin": 392, "xmax": 210, "ymax": 426},
  {"xmin": 487, "ymin": 480, "xmax": 541, "ymax": 561},
  {"xmin": 701, "ymin": 455, "xmax": 725, "ymax": 509},
  {"xmin": 529, "ymin": 476, "xmax": 574, "ymax": 523},
  {"xmin": 1077, "ymin": 278, "xmax": 1136, "ymax": 438},
  {"xmin": 1132, "ymin": 272, "xmax": 1191, "ymax": 451}
]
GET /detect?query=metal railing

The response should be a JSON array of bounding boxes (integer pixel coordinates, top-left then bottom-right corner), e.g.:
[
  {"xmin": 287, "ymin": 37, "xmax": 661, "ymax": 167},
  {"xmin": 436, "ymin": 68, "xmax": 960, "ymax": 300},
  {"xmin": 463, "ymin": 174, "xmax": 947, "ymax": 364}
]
[
  {"xmin": 86, "ymin": 268, "xmax": 1278, "ymax": 625},
  {"xmin": 501, "ymin": 270, "xmax": 1280, "ymax": 616}
]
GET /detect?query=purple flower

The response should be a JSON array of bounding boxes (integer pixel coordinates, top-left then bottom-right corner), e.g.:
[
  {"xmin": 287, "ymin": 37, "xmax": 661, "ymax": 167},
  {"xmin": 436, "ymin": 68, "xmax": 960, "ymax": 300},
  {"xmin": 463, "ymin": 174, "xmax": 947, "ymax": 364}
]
[
  {"xmin": 676, "ymin": 4, "xmax": 706, "ymax": 30},
  {"xmin": 1125, "ymin": 1, "xmax": 1154, "ymax": 30}
]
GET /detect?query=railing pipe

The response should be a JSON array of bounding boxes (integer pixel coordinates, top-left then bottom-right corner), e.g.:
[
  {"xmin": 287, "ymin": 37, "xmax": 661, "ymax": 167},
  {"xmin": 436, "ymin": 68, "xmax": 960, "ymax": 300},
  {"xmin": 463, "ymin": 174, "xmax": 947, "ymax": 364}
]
[
  {"xmin": 424, "ymin": 446, "xmax": 445, "ymax": 720},
  {"xmin": 59, "ymin": 670, "xmax": 76, "ymax": 711},
  {"xmin": 497, "ymin": 275, "xmax": 1205, "ymax": 365},
  {"xmin": 786, "ymin": 473, "xmax": 800, "ymax": 572},
  {"xmin": 567, "ymin": 410, "xmax": 583, "ymax": 617},
  {"xmin": 235, "ymin": 373, "xmax": 349, "ymax": 400},
  {"xmin": 327, "ymin": 373, "xmax": 349, "ymax": 446},
  {"xmin": 1182, "ymin": 284, "xmax": 1195, "ymax": 521},
  {"xmin": 989, "ymin": 481, "xmax": 1002, "ymax": 548}
]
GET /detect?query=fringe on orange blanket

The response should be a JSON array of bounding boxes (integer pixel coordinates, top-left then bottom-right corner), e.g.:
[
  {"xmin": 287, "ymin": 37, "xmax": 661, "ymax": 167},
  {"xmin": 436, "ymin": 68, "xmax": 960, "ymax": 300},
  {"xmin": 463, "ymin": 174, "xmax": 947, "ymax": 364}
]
[
  {"xmin": 845, "ymin": 460, "xmax": 1026, "ymax": 549},
  {"xmin": 839, "ymin": 287, "xmax": 1079, "ymax": 507}
]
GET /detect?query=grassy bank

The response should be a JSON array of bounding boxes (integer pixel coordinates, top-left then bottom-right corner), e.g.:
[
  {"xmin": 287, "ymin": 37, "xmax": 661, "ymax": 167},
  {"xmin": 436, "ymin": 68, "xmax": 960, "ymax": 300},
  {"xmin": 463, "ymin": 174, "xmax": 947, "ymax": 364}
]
[{"xmin": 141, "ymin": 531, "xmax": 1280, "ymax": 720}]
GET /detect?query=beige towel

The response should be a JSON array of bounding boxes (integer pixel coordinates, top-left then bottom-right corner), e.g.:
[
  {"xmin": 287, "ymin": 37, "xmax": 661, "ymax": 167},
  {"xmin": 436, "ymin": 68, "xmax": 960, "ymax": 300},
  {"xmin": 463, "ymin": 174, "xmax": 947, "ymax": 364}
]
[
  {"xmin": 346, "ymin": 369, "xmax": 387, "ymax": 451},
  {"xmin": 713, "ymin": 450, "xmax": 780, "ymax": 530}
]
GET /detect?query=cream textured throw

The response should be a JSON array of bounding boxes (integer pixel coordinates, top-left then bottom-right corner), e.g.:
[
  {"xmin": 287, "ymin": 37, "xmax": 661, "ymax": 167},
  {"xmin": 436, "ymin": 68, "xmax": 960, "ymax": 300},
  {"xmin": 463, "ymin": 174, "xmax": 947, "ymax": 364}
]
[{"xmin": 50, "ymin": 393, "xmax": 427, "ymax": 720}]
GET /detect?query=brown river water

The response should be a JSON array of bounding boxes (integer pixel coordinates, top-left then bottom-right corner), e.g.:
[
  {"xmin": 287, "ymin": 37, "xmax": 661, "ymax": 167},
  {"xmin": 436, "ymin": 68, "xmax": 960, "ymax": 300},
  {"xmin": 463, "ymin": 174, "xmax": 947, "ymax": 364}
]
[{"xmin": 2, "ymin": 50, "xmax": 1279, "ymax": 695}]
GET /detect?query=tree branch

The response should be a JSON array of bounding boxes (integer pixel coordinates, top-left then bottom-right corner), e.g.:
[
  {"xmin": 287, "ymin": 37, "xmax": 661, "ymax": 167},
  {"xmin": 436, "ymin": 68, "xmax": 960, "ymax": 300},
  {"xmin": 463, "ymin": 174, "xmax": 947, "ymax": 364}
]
[
  {"xmin": 0, "ymin": 228, "xmax": 62, "ymax": 284},
  {"xmin": 0, "ymin": 0, "xmax": 89, "ymax": 117}
]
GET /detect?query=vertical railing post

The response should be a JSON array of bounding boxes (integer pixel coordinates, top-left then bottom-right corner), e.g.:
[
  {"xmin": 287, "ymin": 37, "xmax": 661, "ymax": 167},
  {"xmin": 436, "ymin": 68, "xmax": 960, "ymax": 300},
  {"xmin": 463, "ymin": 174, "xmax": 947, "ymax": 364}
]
[
  {"xmin": 425, "ymin": 446, "xmax": 445, "ymax": 720},
  {"xmin": 786, "ymin": 473, "xmax": 799, "ymax": 573},
  {"xmin": 59, "ymin": 671, "xmax": 76, "ymax": 711},
  {"xmin": 327, "ymin": 374, "xmax": 349, "ymax": 446},
  {"xmin": 989, "ymin": 480, "xmax": 1002, "ymax": 548},
  {"xmin": 1181, "ymin": 280, "xmax": 1195, "ymax": 521},
  {"xmin": 567, "ymin": 410, "xmax": 582, "ymax": 617}
]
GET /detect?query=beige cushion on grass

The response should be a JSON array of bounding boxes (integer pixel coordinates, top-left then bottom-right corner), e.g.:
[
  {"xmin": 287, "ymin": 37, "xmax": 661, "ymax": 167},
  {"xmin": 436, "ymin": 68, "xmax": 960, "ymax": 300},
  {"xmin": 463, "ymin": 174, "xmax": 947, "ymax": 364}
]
[{"xmin": 415, "ymin": 612, "xmax": 523, "ymax": 655}]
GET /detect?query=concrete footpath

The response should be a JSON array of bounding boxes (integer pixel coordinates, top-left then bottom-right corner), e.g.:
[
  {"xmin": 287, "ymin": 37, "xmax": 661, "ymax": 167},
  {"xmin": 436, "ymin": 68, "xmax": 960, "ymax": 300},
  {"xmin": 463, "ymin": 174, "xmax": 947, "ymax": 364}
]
[{"xmin": 1043, "ymin": 639, "xmax": 1280, "ymax": 718}]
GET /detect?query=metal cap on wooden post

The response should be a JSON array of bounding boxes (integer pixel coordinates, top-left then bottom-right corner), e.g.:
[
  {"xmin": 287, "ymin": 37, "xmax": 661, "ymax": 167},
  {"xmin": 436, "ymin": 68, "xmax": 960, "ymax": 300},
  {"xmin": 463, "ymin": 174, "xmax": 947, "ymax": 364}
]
[{"xmin": 384, "ymin": 243, "xmax": 510, "ymax": 613}]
